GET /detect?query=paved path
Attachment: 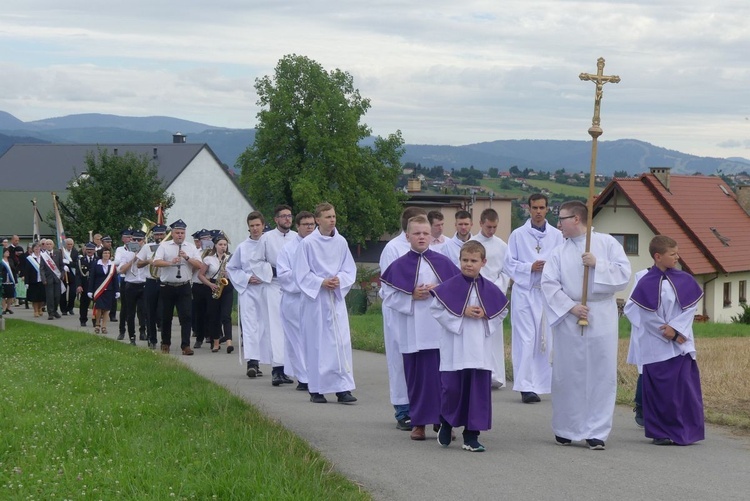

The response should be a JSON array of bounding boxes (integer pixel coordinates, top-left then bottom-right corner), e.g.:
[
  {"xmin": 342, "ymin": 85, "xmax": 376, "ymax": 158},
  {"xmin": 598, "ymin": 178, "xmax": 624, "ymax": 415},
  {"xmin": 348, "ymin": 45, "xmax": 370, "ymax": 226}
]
[{"xmin": 9, "ymin": 306, "xmax": 750, "ymax": 501}]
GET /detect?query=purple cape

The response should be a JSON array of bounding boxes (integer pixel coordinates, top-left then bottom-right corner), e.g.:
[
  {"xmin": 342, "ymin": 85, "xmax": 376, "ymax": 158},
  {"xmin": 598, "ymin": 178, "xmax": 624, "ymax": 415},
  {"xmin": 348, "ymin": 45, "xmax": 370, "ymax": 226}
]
[
  {"xmin": 629, "ymin": 267, "xmax": 703, "ymax": 312},
  {"xmin": 430, "ymin": 273, "xmax": 509, "ymax": 319},
  {"xmin": 380, "ymin": 249, "xmax": 460, "ymax": 294}
]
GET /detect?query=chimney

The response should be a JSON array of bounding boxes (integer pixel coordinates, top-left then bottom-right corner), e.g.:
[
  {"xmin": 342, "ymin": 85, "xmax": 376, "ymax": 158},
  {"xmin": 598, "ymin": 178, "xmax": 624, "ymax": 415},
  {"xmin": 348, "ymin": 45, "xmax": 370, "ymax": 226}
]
[
  {"xmin": 153, "ymin": 147, "xmax": 158, "ymax": 159},
  {"xmin": 737, "ymin": 185, "xmax": 750, "ymax": 216},
  {"xmin": 650, "ymin": 167, "xmax": 671, "ymax": 190},
  {"xmin": 173, "ymin": 132, "xmax": 186, "ymax": 144}
]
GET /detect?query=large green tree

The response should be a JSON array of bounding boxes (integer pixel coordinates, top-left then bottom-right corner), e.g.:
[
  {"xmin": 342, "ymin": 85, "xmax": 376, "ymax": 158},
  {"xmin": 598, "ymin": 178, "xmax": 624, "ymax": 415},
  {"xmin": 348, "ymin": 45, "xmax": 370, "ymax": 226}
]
[
  {"xmin": 61, "ymin": 148, "xmax": 174, "ymax": 241},
  {"xmin": 238, "ymin": 54, "xmax": 405, "ymax": 245}
]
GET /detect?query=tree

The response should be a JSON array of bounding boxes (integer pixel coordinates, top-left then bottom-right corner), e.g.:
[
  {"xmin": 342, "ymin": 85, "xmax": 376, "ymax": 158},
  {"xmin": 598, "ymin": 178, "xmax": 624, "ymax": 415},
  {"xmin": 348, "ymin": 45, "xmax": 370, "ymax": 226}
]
[
  {"xmin": 613, "ymin": 170, "xmax": 629, "ymax": 178},
  {"xmin": 237, "ymin": 54, "xmax": 405, "ymax": 245},
  {"xmin": 62, "ymin": 148, "xmax": 174, "ymax": 242},
  {"xmin": 488, "ymin": 167, "xmax": 499, "ymax": 178}
]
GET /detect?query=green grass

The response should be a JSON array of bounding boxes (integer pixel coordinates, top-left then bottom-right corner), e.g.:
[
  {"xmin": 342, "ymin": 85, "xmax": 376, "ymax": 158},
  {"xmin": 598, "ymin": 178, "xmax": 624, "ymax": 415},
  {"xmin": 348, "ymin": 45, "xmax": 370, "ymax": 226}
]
[
  {"xmin": 0, "ymin": 320, "xmax": 370, "ymax": 501},
  {"xmin": 479, "ymin": 178, "xmax": 591, "ymax": 199}
]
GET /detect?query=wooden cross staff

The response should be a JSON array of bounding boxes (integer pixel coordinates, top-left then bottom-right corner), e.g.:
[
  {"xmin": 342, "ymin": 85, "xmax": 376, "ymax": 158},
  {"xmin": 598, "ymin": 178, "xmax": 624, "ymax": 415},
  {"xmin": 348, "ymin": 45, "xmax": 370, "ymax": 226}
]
[{"xmin": 577, "ymin": 57, "xmax": 620, "ymax": 327}]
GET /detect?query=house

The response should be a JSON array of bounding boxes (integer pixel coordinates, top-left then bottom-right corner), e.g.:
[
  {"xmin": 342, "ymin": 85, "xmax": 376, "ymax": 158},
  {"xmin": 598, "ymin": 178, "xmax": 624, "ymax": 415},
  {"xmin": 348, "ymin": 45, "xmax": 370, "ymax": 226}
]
[
  {"xmin": 0, "ymin": 136, "xmax": 255, "ymax": 248},
  {"xmin": 593, "ymin": 167, "xmax": 750, "ymax": 322}
]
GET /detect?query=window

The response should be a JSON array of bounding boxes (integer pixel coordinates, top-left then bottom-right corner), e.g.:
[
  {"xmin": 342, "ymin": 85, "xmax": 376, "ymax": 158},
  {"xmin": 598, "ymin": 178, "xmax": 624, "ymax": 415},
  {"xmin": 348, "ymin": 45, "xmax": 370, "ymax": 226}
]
[
  {"xmin": 611, "ymin": 234, "xmax": 639, "ymax": 255},
  {"xmin": 723, "ymin": 282, "xmax": 732, "ymax": 308},
  {"xmin": 740, "ymin": 280, "xmax": 747, "ymax": 304}
]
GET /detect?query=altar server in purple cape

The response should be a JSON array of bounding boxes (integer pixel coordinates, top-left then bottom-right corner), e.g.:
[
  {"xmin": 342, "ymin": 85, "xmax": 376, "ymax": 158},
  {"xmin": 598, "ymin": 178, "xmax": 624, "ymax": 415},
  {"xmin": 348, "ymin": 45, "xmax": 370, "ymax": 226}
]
[
  {"xmin": 624, "ymin": 235, "xmax": 705, "ymax": 446},
  {"xmin": 381, "ymin": 215, "xmax": 460, "ymax": 441},
  {"xmin": 430, "ymin": 241, "xmax": 509, "ymax": 452},
  {"xmin": 378, "ymin": 206, "xmax": 428, "ymax": 431}
]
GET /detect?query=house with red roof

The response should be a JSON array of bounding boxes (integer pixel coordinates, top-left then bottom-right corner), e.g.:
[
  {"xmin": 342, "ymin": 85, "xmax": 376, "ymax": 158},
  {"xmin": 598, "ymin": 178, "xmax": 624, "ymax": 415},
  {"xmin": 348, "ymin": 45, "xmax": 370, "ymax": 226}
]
[{"xmin": 593, "ymin": 167, "xmax": 750, "ymax": 323}]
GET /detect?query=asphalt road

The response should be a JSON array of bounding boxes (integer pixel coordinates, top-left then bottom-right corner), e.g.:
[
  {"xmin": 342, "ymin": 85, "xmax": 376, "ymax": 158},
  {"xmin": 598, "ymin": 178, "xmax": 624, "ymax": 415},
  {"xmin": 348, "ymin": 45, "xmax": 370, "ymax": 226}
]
[{"xmin": 9, "ymin": 305, "xmax": 750, "ymax": 501}]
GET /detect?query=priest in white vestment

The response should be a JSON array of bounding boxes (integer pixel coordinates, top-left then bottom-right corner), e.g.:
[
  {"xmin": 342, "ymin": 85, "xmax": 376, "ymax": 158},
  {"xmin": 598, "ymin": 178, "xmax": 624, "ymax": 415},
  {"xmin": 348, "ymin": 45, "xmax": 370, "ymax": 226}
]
[
  {"xmin": 378, "ymin": 207, "xmax": 427, "ymax": 429},
  {"xmin": 504, "ymin": 194, "xmax": 564, "ymax": 403},
  {"xmin": 262, "ymin": 205, "xmax": 298, "ymax": 386},
  {"xmin": 277, "ymin": 211, "xmax": 317, "ymax": 391},
  {"xmin": 541, "ymin": 201, "xmax": 631, "ymax": 450},
  {"xmin": 293, "ymin": 203, "xmax": 357, "ymax": 404},
  {"xmin": 226, "ymin": 212, "xmax": 273, "ymax": 378},
  {"xmin": 470, "ymin": 208, "xmax": 510, "ymax": 389}
]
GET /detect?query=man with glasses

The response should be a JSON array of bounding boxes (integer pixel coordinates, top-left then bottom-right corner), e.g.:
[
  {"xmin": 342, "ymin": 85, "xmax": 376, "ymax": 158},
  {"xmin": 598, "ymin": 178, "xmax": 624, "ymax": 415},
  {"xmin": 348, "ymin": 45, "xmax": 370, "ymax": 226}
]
[
  {"xmin": 541, "ymin": 200, "xmax": 631, "ymax": 450},
  {"xmin": 261, "ymin": 205, "xmax": 298, "ymax": 386}
]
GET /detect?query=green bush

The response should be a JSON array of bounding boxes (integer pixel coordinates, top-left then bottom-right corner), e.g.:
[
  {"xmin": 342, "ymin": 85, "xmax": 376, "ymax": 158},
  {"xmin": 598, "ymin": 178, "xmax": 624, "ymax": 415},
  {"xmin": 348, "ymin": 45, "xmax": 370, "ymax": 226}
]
[{"xmin": 730, "ymin": 303, "xmax": 750, "ymax": 324}]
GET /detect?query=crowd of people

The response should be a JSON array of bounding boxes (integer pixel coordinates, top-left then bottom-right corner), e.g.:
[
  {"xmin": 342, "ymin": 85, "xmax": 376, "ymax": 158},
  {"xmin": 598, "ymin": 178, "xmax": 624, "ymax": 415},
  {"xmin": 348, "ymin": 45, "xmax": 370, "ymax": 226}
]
[{"xmin": 3, "ymin": 193, "xmax": 705, "ymax": 453}]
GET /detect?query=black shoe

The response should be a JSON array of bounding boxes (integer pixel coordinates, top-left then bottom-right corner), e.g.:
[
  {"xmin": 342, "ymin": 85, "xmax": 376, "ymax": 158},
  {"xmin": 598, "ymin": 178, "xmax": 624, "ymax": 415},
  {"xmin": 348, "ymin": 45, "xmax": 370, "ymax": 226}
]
[
  {"xmin": 80, "ymin": 322, "xmax": 87, "ymax": 327},
  {"xmin": 521, "ymin": 391, "xmax": 541, "ymax": 403},
  {"xmin": 462, "ymin": 438, "xmax": 486, "ymax": 452},
  {"xmin": 68, "ymin": 310, "xmax": 75, "ymax": 316},
  {"xmin": 310, "ymin": 393, "xmax": 327, "ymax": 404},
  {"xmin": 139, "ymin": 333, "xmax": 147, "ymax": 341},
  {"xmin": 652, "ymin": 438, "xmax": 674, "ymax": 446},
  {"xmin": 634, "ymin": 405, "xmax": 644, "ymax": 428},
  {"xmin": 295, "ymin": 382, "xmax": 308, "ymax": 392},
  {"xmin": 281, "ymin": 374, "xmax": 294, "ymax": 384},
  {"xmin": 586, "ymin": 439, "xmax": 606, "ymax": 450},
  {"xmin": 255, "ymin": 368, "xmax": 264, "ymax": 377},
  {"xmin": 129, "ymin": 339, "xmax": 136, "ymax": 346},
  {"xmin": 147, "ymin": 341, "xmax": 157, "ymax": 350},
  {"xmin": 437, "ymin": 423, "xmax": 453, "ymax": 447},
  {"xmin": 246, "ymin": 366, "xmax": 259, "ymax": 378},
  {"xmin": 193, "ymin": 341, "xmax": 203, "ymax": 349},
  {"xmin": 48, "ymin": 316, "xmax": 55, "ymax": 320},
  {"xmin": 53, "ymin": 312, "xmax": 61, "ymax": 318},
  {"xmin": 226, "ymin": 345, "xmax": 235, "ymax": 354},
  {"xmin": 61, "ymin": 311, "xmax": 68, "ymax": 316},
  {"xmin": 555, "ymin": 435, "xmax": 572, "ymax": 446},
  {"xmin": 272, "ymin": 373, "xmax": 283, "ymax": 386},
  {"xmin": 336, "ymin": 391, "xmax": 357, "ymax": 404},
  {"xmin": 116, "ymin": 333, "xmax": 125, "ymax": 340},
  {"xmin": 396, "ymin": 417, "xmax": 412, "ymax": 431}
]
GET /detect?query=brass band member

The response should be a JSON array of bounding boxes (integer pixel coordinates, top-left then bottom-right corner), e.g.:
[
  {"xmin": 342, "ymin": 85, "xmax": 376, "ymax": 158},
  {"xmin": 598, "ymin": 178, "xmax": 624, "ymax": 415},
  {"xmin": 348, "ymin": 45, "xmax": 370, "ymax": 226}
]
[
  {"xmin": 198, "ymin": 231, "xmax": 235, "ymax": 353},
  {"xmin": 191, "ymin": 228, "xmax": 214, "ymax": 349},
  {"xmin": 137, "ymin": 224, "xmax": 167, "ymax": 350}
]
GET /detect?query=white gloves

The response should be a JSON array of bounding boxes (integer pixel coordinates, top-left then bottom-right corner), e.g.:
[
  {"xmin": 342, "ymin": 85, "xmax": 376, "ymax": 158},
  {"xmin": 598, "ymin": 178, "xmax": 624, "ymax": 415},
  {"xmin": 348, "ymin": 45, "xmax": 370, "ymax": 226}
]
[
  {"xmin": 115, "ymin": 293, "xmax": 120, "ymax": 299},
  {"xmin": 87, "ymin": 292, "xmax": 93, "ymax": 298}
]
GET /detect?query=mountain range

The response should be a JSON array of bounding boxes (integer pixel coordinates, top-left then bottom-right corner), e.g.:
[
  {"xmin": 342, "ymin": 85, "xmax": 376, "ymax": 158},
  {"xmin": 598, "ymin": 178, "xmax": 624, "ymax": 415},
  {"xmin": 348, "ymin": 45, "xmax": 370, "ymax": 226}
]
[{"xmin": 2, "ymin": 111, "xmax": 748, "ymax": 176}]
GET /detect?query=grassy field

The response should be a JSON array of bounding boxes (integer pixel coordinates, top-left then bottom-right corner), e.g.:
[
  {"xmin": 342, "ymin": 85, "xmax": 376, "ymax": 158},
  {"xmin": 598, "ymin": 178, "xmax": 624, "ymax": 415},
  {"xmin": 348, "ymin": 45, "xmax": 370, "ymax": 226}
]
[
  {"xmin": 479, "ymin": 178, "xmax": 591, "ymax": 199},
  {"xmin": 0, "ymin": 320, "xmax": 370, "ymax": 501},
  {"xmin": 351, "ymin": 303, "xmax": 750, "ymax": 432}
]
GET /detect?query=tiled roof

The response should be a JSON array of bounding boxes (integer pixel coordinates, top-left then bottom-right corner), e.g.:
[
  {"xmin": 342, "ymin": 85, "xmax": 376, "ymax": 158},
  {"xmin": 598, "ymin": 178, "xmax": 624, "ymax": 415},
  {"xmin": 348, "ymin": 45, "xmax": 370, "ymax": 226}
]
[{"xmin": 595, "ymin": 173, "xmax": 750, "ymax": 274}]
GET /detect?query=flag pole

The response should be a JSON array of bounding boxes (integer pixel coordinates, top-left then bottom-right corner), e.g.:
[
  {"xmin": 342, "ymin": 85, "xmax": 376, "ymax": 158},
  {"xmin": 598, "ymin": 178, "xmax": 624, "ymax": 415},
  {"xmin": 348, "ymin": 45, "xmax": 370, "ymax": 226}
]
[{"xmin": 577, "ymin": 57, "xmax": 620, "ymax": 328}]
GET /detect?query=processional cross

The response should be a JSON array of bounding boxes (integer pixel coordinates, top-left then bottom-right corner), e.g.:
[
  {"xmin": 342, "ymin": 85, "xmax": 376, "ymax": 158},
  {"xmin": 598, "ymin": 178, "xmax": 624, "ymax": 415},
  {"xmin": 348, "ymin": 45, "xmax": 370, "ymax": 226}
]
[{"xmin": 577, "ymin": 57, "xmax": 620, "ymax": 329}]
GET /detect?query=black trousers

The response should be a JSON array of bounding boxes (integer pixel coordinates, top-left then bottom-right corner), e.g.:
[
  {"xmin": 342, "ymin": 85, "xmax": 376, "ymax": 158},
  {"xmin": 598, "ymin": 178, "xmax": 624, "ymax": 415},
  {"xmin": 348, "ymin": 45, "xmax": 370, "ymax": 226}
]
[
  {"xmin": 123, "ymin": 281, "xmax": 146, "ymax": 339},
  {"xmin": 79, "ymin": 287, "xmax": 91, "ymax": 325},
  {"xmin": 191, "ymin": 283, "xmax": 211, "ymax": 343},
  {"xmin": 61, "ymin": 275, "xmax": 76, "ymax": 313},
  {"xmin": 207, "ymin": 281, "xmax": 234, "ymax": 341},
  {"xmin": 160, "ymin": 282, "xmax": 192, "ymax": 348},
  {"xmin": 144, "ymin": 279, "xmax": 162, "ymax": 345}
]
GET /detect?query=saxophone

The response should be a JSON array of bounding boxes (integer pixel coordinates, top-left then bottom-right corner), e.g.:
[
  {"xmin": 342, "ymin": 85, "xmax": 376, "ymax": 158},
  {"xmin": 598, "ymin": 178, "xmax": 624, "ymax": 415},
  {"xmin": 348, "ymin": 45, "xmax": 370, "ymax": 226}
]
[{"xmin": 212, "ymin": 254, "xmax": 229, "ymax": 299}]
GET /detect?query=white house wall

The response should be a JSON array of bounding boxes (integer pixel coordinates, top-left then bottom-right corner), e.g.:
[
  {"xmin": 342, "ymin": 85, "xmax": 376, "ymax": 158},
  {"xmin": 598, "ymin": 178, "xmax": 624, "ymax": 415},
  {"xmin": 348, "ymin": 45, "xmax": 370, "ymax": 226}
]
[
  {"xmin": 165, "ymin": 148, "xmax": 254, "ymax": 250},
  {"xmin": 699, "ymin": 271, "xmax": 750, "ymax": 323}
]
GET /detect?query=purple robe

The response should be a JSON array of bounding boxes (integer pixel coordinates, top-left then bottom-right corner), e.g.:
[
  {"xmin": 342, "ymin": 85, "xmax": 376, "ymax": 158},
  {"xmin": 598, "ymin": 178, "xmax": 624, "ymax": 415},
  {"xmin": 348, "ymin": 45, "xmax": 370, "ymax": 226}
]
[
  {"xmin": 431, "ymin": 273, "xmax": 509, "ymax": 319},
  {"xmin": 403, "ymin": 349, "xmax": 442, "ymax": 426},
  {"xmin": 643, "ymin": 355, "xmax": 705, "ymax": 445},
  {"xmin": 440, "ymin": 369, "xmax": 492, "ymax": 431}
]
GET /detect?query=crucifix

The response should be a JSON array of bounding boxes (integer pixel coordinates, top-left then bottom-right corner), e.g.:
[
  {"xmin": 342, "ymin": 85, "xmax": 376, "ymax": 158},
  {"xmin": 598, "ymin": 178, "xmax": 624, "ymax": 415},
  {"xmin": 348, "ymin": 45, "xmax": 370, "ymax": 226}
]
[
  {"xmin": 535, "ymin": 242, "xmax": 542, "ymax": 253},
  {"xmin": 577, "ymin": 57, "xmax": 620, "ymax": 329}
]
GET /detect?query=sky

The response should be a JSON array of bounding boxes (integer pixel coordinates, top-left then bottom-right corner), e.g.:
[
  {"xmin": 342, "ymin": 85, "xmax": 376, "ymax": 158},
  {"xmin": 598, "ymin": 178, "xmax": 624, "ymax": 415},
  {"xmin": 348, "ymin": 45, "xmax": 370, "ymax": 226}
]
[{"xmin": 2, "ymin": 1, "xmax": 749, "ymax": 159}]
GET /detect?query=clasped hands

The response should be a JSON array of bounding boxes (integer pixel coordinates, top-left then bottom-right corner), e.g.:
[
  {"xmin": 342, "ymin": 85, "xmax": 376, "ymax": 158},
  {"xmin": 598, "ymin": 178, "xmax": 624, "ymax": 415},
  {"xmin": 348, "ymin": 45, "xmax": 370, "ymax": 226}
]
[
  {"xmin": 464, "ymin": 305, "xmax": 486, "ymax": 319},
  {"xmin": 322, "ymin": 276, "xmax": 340, "ymax": 290},
  {"xmin": 412, "ymin": 283, "xmax": 436, "ymax": 300},
  {"xmin": 660, "ymin": 324, "xmax": 686, "ymax": 344}
]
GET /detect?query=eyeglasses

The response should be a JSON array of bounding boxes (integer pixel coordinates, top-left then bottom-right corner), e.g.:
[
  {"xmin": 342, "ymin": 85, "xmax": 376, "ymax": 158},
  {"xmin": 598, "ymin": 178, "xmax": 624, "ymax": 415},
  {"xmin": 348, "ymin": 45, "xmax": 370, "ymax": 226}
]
[
  {"xmin": 558, "ymin": 215, "xmax": 576, "ymax": 221},
  {"xmin": 299, "ymin": 223, "xmax": 316, "ymax": 227}
]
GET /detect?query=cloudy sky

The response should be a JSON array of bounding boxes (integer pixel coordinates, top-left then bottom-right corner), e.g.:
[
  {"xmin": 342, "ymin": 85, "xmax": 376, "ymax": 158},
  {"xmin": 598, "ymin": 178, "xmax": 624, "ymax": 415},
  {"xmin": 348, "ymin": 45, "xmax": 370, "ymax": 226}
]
[{"xmin": 2, "ymin": 1, "xmax": 749, "ymax": 159}]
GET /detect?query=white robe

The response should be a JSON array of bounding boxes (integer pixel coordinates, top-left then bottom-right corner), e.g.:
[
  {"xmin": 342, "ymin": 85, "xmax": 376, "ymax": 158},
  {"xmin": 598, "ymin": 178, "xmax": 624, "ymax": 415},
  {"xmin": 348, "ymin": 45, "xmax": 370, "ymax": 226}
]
[
  {"xmin": 262, "ymin": 229, "xmax": 298, "ymax": 368},
  {"xmin": 430, "ymin": 288, "xmax": 506, "ymax": 371},
  {"xmin": 226, "ymin": 237, "xmax": 273, "ymax": 364},
  {"xmin": 439, "ymin": 234, "xmax": 466, "ymax": 267},
  {"xmin": 378, "ymin": 232, "xmax": 411, "ymax": 406},
  {"xmin": 471, "ymin": 231, "xmax": 511, "ymax": 387},
  {"xmin": 541, "ymin": 231, "xmax": 631, "ymax": 441},
  {"xmin": 277, "ymin": 235, "xmax": 306, "ymax": 382},
  {"xmin": 293, "ymin": 228, "xmax": 357, "ymax": 395},
  {"xmin": 625, "ymin": 268, "xmax": 648, "ymax": 373},
  {"xmin": 624, "ymin": 270, "xmax": 698, "ymax": 367},
  {"xmin": 504, "ymin": 220, "xmax": 564, "ymax": 394},
  {"xmin": 382, "ymin": 257, "xmax": 442, "ymax": 354}
]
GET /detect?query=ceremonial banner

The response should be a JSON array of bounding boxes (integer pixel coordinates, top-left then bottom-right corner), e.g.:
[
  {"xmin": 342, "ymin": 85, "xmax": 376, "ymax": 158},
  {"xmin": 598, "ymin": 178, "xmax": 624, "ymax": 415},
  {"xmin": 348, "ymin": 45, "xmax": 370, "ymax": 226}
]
[{"xmin": 32, "ymin": 199, "xmax": 42, "ymax": 242}]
